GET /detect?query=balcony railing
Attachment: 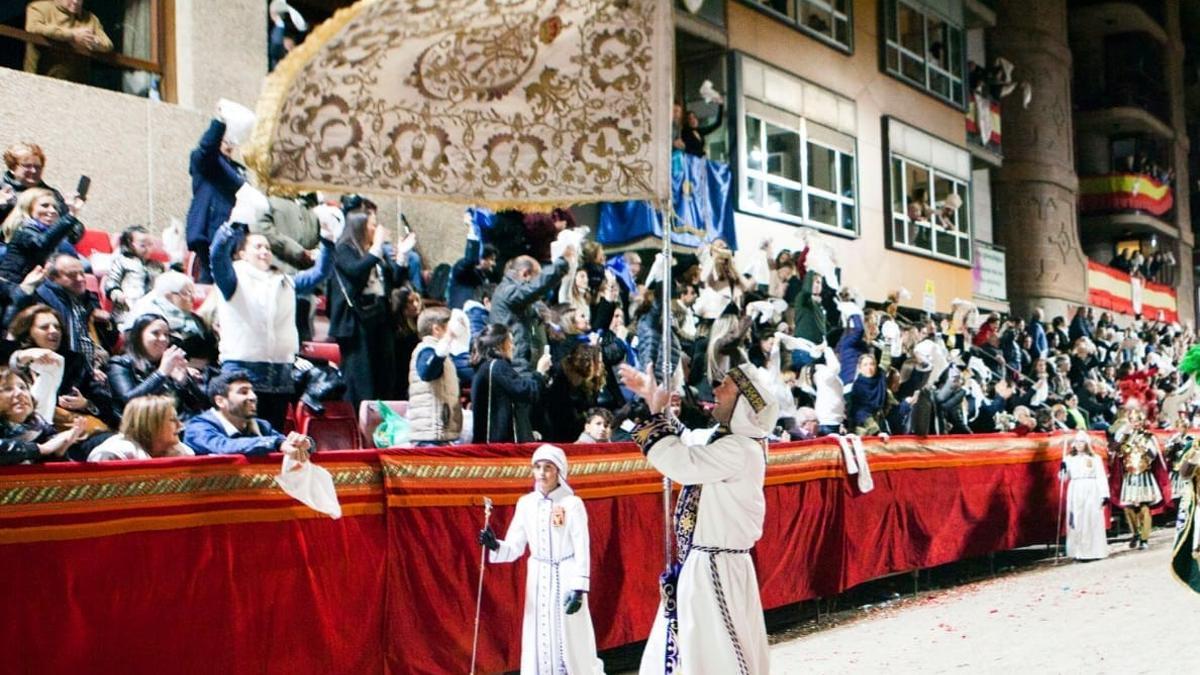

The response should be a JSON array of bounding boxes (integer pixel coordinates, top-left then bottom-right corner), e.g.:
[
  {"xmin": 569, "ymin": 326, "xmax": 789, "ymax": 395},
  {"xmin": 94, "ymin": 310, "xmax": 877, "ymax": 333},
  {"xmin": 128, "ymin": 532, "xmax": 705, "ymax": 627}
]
[
  {"xmin": 1078, "ymin": 172, "xmax": 1174, "ymax": 217},
  {"xmin": 1086, "ymin": 260, "xmax": 1177, "ymax": 322},
  {"xmin": 965, "ymin": 95, "xmax": 1002, "ymax": 156}
]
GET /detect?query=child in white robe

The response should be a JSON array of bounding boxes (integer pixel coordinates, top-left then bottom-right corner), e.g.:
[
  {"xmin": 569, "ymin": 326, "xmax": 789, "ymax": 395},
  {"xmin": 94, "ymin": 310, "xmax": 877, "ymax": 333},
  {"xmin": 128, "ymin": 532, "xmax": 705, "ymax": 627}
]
[
  {"xmin": 1061, "ymin": 431, "xmax": 1110, "ymax": 560},
  {"xmin": 479, "ymin": 444, "xmax": 605, "ymax": 675}
]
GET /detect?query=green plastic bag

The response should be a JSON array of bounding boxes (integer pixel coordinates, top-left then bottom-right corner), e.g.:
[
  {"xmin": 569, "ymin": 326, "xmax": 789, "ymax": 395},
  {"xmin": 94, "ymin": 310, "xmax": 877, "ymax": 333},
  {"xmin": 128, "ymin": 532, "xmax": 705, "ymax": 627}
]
[{"xmin": 373, "ymin": 401, "xmax": 411, "ymax": 448}]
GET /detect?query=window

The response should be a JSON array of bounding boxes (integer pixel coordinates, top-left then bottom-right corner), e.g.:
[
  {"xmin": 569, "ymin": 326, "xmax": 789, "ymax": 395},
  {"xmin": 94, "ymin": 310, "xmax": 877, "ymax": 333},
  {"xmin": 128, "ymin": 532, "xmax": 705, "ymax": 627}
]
[
  {"xmin": 738, "ymin": 56, "xmax": 859, "ymax": 234},
  {"xmin": 0, "ymin": 1, "xmax": 173, "ymax": 100},
  {"xmin": 742, "ymin": 113, "xmax": 857, "ymax": 234},
  {"xmin": 743, "ymin": 0, "xmax": 852, "ymax": 51},
  {"xmin": 883, "ymin": 0, "xmax": 964, "ymax": 106},
  {"xmin": 890, "ymin": 156, "xmax": 971, "ymax": 263}
]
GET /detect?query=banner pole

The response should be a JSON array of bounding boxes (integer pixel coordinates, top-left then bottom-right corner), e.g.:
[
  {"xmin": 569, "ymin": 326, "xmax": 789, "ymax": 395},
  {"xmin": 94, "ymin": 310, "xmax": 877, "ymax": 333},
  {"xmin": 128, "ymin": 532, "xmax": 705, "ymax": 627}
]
[{"xmin": 659, "ymin": 195, "xmax": 674, "ymax": 572}]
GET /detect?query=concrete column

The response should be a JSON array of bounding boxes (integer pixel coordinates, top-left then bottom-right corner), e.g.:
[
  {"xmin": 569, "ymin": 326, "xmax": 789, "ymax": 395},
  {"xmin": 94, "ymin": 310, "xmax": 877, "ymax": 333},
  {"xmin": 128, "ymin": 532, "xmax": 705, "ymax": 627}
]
[
  {"xmin": 990, "ymin": 0, "xmax": 1087, "ymax": 318},
  {"xmin": 1163, "ymin": 1, "xmax": 1196, "ymax": 325}
]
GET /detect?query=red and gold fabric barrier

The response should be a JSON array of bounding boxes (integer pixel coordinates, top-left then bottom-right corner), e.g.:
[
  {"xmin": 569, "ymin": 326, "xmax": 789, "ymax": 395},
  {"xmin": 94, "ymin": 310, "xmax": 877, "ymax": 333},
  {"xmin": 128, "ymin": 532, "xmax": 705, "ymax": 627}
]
[
  {"xmin": 1086, "ymin": 260, "xmax": 1178, "ymax": 323},
  {"xmin": 0, "ymin": 433, "xmax": 1119, "ymax": 674},
  {"xmin": 1079, "ymin": 173, "xmax": 1174, "ymax": 216}
]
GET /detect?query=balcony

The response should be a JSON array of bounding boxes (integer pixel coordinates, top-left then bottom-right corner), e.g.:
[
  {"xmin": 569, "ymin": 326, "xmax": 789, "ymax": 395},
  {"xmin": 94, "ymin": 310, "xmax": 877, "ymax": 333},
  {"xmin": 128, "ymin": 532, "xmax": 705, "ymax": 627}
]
[
  {"xmin": 1086, "ymin": 259, "xmax": 1177, "ymax": 322},
  {"xmin": 1078, "ymin": 172, "xmax": 1173, "ymax": 217},
  {"xmin": 965, "ymin": 95, "xmax": 1002, "ymax": 164}
]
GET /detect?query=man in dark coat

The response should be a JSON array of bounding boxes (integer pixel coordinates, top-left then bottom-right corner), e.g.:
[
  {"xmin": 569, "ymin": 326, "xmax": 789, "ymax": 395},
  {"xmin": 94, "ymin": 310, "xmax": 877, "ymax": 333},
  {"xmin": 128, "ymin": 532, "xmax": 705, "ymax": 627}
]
[{"xmin": 185, "ymin": 118, "xmax": 246, "ymax": 282}]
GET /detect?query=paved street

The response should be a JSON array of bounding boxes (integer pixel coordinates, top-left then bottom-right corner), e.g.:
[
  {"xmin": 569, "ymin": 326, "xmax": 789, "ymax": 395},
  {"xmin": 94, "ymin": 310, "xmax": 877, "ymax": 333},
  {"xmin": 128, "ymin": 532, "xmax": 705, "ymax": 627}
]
[{"xmin": 771, "ymin": 528, "xmax": 1199, "ymax": 673}]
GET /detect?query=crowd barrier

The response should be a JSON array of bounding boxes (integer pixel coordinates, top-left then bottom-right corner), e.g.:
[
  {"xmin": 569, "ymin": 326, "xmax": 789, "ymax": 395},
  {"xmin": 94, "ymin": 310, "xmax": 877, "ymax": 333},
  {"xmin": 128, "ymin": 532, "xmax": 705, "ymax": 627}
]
[{"xmin": 0, "ymin": 431, "xmax": 1139, "ymax": 674}]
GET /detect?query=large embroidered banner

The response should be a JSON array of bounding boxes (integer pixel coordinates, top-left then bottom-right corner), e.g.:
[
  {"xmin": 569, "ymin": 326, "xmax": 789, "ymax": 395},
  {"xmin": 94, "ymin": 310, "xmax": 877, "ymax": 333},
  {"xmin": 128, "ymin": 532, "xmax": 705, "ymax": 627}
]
[{"xmin": 245, "ymin": 0, "xmax": 674, "ymax": 209}]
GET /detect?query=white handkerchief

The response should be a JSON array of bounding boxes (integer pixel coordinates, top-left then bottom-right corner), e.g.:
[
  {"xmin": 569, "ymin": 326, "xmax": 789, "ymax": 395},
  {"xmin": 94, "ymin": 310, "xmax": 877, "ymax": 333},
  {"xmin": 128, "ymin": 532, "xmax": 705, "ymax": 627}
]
[{"xmin": 276, "ymin": 456, "xmax": 342, "ymax": 519}]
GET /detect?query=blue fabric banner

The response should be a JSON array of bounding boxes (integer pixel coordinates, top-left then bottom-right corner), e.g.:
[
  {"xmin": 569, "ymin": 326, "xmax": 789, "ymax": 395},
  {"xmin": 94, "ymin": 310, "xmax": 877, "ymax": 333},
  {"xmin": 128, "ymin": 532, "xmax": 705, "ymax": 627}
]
[{"xmin": 597, "ymin": 151, "xmax": 736, "ymax": 249}]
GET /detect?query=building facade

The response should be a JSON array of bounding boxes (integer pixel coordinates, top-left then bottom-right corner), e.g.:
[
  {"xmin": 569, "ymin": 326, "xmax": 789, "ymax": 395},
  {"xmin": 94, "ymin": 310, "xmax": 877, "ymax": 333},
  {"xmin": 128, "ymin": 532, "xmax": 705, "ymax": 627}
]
[{"xmin": 0, "ymin": 0, "xmax": 1197, "ymax": 324}]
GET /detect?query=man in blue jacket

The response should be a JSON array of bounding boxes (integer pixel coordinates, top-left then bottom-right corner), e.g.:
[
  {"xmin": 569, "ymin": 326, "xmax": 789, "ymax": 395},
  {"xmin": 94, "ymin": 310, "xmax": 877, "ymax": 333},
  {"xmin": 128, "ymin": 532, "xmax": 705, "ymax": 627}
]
[
  {"xmin": 185, "ymin": 115, "xmax": 246, "ymax": 282},
  {"xmin": 184, "ymin": 369, "xmax": 312, "ymax": 457}
]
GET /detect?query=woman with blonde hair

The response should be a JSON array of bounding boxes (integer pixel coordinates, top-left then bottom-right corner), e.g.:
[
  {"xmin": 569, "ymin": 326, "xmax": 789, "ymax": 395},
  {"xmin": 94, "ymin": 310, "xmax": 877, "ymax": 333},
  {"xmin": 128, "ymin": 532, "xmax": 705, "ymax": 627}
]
[
  {"xmin": 0, "ymin": 186, "xmax": 83, "ymax": 283},
  {"xmin": 87, "ymin": 395, "xmax": 194, "ymax": 461}
]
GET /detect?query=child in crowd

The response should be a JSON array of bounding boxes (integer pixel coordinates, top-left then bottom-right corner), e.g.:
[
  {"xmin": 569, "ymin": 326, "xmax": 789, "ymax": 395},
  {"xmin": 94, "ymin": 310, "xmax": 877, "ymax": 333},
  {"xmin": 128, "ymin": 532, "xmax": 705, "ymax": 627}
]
[
  {"xmin": 104, "ymin": 225, "xmax": 161, "ymax": 322},
  {"xmin": 576, "ymin": 407, "xmax": 613, "ymax": 443}
]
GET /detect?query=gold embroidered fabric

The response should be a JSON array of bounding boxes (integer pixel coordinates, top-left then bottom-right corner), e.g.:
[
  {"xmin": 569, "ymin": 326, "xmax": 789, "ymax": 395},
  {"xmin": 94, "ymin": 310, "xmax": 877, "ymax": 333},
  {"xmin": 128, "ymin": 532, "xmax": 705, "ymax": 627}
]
[{"xmin": 245, "ymin": 0, "xmax": 673, "ymax": 208}]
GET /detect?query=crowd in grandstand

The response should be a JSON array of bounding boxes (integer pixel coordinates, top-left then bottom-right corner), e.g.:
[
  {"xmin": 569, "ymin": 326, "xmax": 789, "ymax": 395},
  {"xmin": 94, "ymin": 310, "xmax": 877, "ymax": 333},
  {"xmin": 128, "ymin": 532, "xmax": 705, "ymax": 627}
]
[{"xmin": 1, "ymin": 101, "xmax": 1200, "ymax": 465}]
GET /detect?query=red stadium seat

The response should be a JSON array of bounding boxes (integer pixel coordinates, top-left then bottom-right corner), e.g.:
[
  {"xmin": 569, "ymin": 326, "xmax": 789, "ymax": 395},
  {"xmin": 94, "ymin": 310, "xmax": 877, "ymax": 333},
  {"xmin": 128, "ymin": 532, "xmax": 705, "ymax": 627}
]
[
  {"xmin": 147, "ymin": 241, "xmax": 171, "ymax": 264},
  {"xmin": 74, "ymin": 229, "xmax": 114, "ymax": 257},
  {"xmin": 300, "ymin": 341, "xmax": 341, "ymax": 366},
  {"xmin": 295, "ymin": 401, "xmax": 361, "ymax": 451},
  {"xmin": 358, "ymin": 400, "xmax": 409, "ymax": 444}
]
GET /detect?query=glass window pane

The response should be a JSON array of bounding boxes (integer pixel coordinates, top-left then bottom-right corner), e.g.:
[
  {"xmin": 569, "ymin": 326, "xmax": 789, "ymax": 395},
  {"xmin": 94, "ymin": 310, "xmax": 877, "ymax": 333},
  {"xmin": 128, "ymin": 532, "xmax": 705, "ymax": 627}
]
[
  {"xmin": 948, "ymin": 27, "xmax": 963, "ymax": 74},
  {"xmin": 840, "ymin": 203, "xmax": 855, "ymax": 231},
  {"xmin": 893, "ymin": 217, "xmax": 908, "ymax": 245},
  {"xmin": 802, "ymin": 6, "xmax": 834, "ymax": 37},
  {"xmin": 755, "ymin": 0, "xmax": 791, "ymax": 16},
  {"xmin": 936, "ymin": 232, "xmax": 957, "ymax": 257},
  {"xmin": 901, "ymin": 54, "xmax": 925, "ymax": 84},
  {"xmin": 955, "ymin": 184, "xmax": 970, "ymax": 234},
  {"xmin": 807, "ymin": 143, "xmax": 837, "ymax": 193},
  {"xmin": 898, "ymin": 2, "xmax": 925, "ymax": 55},
  {"xmin": 927, "ymin": 17, "xmax": 949, "ymax": 70},
  {"xmin": 930, "ymin": 71, "xmax": 950, "ymax": 98},
  {"xmin": 840, "ymin": 153, "xmax": 856, "ymax": 198},
  {"xmin": 835, "ymin": 19, "xmax": 850, "ymax": 46},
  {"xmin": 887, "ymin": 46, "xmax": 900, "ymax": 73},
  {"xmin": 746, "ymin": 117, "xmax": 765, "ymax": 172},
  {"xmin": 765, "ymin": 123, "xmax": 802, "ymax": 183},
  {"xmin": 746, "ymin": 177, "xmax": 767, "ymax": 208},
  {"xmin": 912, "ymin": 222, "xmax": 932, "ymax": 251},
  {"xmin": 905, "ymin": 163, "xmax": 931, "ymax": 224},
  {"xmin": 767, "ymin": 183, "xmax": 803, "ymax": 217},
  {"xmin": 808, "ymin": 194, "xmax": 838, "ymax": 226},
  {"xmin": 891, "ymin": 158, "xmax": 906, "ymax": 216},
  {"xmin": 834, "ymin": 0, "xmax": 849, "ymax": 14}
]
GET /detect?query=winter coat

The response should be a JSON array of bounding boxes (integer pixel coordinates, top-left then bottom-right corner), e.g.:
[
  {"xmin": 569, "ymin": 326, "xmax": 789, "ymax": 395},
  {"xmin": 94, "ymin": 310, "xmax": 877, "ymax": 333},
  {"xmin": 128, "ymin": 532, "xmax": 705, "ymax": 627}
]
[
  {"xmin": 490, "ymin": 259, "xmax": 568, "ymax": 367},
  {"xmin": 251, "ymin": 197, "xmax": 320, "ymax": 275},
  {"xmin": 471, "ymin": 356, "xmax": 543, "ymax": 443},
  {"xmin": 0, "ymin": 214, "xmax": 82, "ymax": 283},
  {"xmin": 106, "ymin": 354, "xmax": 208, "ymax": 419},
  {"xmin": 185, "ymin": 119, "xmax": 245, "ymax": 252},
  {"xmin": 791, "ymin": 271, "xmax": 827, "ymax": 343}
]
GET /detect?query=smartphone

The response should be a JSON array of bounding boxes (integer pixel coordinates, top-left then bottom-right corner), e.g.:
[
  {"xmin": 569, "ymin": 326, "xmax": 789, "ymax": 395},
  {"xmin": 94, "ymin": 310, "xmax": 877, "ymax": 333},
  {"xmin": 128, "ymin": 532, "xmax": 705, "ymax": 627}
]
[
  {"xmin": 76, "ymin": 175, "xmax": 91, "ymax": 201},
  {"xmin": 399, "ymin": 213, "xmax": 413, "ymax": 238}
]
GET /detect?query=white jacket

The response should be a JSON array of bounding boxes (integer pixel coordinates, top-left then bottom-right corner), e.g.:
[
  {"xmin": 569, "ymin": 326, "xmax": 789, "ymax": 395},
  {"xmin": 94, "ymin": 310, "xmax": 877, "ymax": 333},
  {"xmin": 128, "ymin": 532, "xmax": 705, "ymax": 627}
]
[{"xmin": 218, "ymin": 260, "xmax": 299, "ymax": 364}]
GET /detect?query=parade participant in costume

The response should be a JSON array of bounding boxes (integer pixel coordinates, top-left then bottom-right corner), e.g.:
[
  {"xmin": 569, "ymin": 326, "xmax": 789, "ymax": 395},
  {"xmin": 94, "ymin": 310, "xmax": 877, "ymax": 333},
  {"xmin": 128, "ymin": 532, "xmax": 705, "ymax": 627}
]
[
  {"xmin": 477, "ymin": 444, "xmax": 604, "ymax": 675},
  {"xmin": 1170, "ymin": 440, "xmax": 1200, "ymax": 592},
  {"xmin": 1109, "ymin": 407, "xmax": 1170, "ymax": 550},
  {"xmin": 1165, "ymin": 421, "xmax": 1194, "ymax": 503},
  {"xmin": 620, "ymin": 362, "xmax": 778, "ymax": 675},
  {"xmin": 1060, "ymin": 430, "xmax": 1110, "ymax": 561}
]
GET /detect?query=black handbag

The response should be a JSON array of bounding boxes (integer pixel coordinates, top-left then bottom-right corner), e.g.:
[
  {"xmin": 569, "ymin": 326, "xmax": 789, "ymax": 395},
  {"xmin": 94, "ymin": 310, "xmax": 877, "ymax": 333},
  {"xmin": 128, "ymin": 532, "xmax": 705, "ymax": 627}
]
[{"xmin": 333, "ymin": 269, "xmax": 386, "ymax": 324}]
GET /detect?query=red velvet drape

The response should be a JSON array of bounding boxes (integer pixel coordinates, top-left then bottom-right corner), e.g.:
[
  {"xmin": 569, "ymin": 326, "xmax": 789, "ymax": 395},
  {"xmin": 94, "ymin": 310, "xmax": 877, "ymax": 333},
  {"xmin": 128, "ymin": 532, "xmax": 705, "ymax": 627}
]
[{"xmin": 0, "ymin": 433, "xmax": 1132, "ymax": 674}]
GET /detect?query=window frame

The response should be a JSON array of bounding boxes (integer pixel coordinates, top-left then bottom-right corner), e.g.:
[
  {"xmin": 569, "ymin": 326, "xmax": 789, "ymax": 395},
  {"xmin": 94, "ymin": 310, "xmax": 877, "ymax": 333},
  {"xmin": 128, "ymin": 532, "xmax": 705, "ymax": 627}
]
[
  {"xmin": 739, "ymin": 0, "xmax": 854, "ymax": 53},
  {"xmin": 739, "ymin": 109, "xmax": 860, "ymax": 237},
  {"xmin": 0, "ymin": 0, "xmax": 176, "ymax": 101},
  {"xmin": 887, "ymin": 152, "xmax": 973, "ymax": 265},
  {"xmin": 882, "ymin": 0, "xmax": 965, "ymax": 108}
]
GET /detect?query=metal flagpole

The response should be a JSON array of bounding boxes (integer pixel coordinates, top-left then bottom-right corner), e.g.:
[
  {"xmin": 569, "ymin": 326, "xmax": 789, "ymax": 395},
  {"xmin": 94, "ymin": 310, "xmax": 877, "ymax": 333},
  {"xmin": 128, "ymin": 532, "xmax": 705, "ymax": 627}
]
[
  {"xmin": 469, "ymin": 496, "xmax": 494, "ymax": 674},
  {"xmin": 659, "ymin": 196, "xmax": 674, "ymax": 571}
]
